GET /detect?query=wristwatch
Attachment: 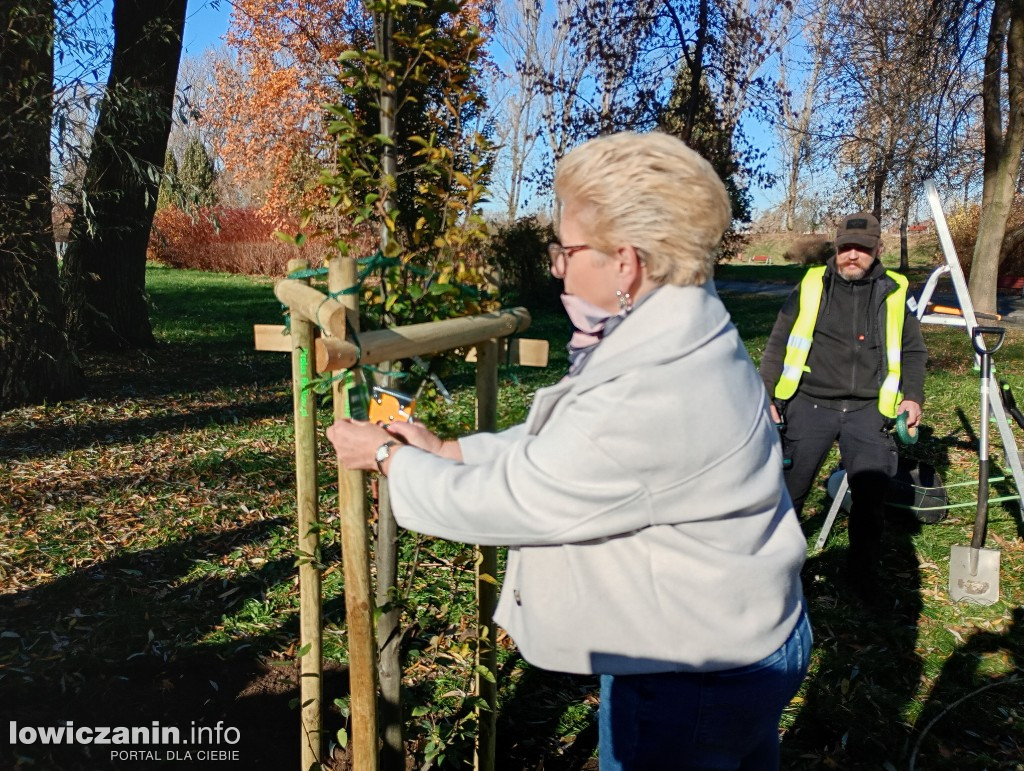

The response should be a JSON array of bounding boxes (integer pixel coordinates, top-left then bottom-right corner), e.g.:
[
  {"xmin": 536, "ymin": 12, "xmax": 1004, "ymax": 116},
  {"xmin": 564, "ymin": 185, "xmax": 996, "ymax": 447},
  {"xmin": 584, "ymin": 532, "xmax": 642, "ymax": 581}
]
[{"xmin": 375, "ymin": 440, "xmax": 402, "ymax": 474}]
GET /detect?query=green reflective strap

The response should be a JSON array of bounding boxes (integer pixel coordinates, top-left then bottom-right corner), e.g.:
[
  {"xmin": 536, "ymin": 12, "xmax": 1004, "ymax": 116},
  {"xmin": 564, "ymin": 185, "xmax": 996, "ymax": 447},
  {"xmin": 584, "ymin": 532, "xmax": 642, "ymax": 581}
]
[
  {"xmin": 287, "ymin": 267, "xmax": 329, "ymax": 280},
  {"xmin": 362, "ymin": 364, "xmax": 415, "ymax": 380}
]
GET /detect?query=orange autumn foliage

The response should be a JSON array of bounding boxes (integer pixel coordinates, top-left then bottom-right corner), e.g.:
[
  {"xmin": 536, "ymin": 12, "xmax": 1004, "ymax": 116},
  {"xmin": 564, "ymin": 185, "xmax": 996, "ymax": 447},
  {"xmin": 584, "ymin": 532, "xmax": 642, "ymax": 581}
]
[
  {"xmin": 205, "ymin": 0, "xmax": 490, "ymax": 228},
  {"xmin": 206, "ymin": 0, "xmax": 366, "ymax": 224},
  {"xmin": 147, "ymin": 205, "xmax": 376, "ymax": 276}
]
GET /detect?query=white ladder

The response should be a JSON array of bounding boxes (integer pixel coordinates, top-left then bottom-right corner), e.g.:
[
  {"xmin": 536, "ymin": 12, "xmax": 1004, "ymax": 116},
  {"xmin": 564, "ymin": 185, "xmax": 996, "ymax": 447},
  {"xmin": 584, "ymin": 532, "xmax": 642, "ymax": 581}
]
[{"xmin": 814, "ymin": 180, "xmax": 1023, "ymax": 552}]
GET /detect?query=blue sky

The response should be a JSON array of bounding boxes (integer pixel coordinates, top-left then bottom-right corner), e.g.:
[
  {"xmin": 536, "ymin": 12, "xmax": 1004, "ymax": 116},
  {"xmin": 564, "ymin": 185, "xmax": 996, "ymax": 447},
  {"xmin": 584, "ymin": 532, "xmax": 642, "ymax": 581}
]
[
  {"xmin": 79, "ymin": 0, "xmax": 780, "ymax": 216},
  {"xmin": 182, "ymin": 0, "xmax": 232, "ymax": 56}
]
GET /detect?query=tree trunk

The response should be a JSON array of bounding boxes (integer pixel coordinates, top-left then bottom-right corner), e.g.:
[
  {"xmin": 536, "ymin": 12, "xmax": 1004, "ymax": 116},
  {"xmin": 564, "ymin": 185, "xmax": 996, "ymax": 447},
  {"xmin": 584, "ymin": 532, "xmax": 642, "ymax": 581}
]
[
  {"xmin": 683, "ymin": 0, "xmax": 709, "ymax": 143},
  {"xmin": 871, "ymin": 170, "xmax": 886, "ymax": 221},
  {"xmin": 785, "ymin": 158, "xmax": 800, "ymax": 232},
  {"xmin": 375, "ymin": 481, "xmax": 403, "ymax": 771},
  {"xmin": 62, "ymin": 0, "xmax": 187, "ymax": 350},
  {"xmin": 0, "ymin": 0, "xmax": 84, "ymax": 410},
  {"xmin": 375, "ymin": 11, "xmax": 403, "ymax": 771},
  {"xmin": 900, "ymin": 212, "xmax": 909, "ymax": 272},
  {"xmin": 969, "ymin": 0, "xmax": 1024, "ymax": 315}
]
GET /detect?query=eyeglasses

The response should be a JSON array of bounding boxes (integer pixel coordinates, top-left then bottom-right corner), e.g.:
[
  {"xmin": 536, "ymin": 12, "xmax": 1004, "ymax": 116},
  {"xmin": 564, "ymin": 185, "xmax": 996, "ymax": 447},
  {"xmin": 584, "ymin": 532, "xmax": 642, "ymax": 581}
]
[{"xmin": 547, "ymin": 242, "xmax": 590, "ymax": 278}]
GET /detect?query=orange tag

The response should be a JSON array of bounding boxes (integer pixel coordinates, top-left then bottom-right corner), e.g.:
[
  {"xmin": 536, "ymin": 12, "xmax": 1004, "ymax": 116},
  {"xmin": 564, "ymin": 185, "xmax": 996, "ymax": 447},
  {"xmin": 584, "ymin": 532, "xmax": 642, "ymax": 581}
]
[{"xmin": 368, "ymin": 387, "xmax": 416, "ymax": 424}]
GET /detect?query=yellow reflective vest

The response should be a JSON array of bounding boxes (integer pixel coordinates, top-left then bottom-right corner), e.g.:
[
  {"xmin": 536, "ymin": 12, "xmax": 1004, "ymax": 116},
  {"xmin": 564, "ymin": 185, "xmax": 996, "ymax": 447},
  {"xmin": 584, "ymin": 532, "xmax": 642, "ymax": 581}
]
[{"xmin": 773, "ymin": 265, "xmax": 909, "ymax": 418}]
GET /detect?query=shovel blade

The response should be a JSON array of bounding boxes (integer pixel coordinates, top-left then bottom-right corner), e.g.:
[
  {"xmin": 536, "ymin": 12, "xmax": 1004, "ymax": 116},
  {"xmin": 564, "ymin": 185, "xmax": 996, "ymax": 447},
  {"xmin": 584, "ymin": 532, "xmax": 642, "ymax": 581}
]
[{"xmin": 949, "ymin": 544, "xmax": 1000, "ymax": 605}]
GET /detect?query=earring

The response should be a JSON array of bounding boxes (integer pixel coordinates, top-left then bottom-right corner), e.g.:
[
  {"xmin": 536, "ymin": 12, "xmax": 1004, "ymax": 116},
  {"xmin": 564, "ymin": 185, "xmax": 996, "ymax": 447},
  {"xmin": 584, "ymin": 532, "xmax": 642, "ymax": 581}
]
[{"xmin": 616, "ymin": 289, "xmax": 632, "ymax": 313}]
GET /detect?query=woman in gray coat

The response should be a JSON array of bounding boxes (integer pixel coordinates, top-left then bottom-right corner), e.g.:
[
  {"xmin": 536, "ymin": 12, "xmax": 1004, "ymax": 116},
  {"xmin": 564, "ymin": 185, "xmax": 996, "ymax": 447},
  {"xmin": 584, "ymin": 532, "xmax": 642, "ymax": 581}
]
[{"xmin": 328, "ymin": 131, "xmax": 810, "ymax": 770}]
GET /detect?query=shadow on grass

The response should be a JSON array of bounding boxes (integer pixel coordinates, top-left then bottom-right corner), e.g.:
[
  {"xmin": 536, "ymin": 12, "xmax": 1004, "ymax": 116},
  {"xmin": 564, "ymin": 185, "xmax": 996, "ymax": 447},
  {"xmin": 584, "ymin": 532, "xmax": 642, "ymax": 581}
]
[
  {"xmin": 782, "ymin": 508, "xmax": 924, "ymax": 769},
  {"xmin": 495, "ymin": 654, "xmax": 599, "ymax": 771},
  {"xmin": 906, "ymin": 607, "xmax": 1024, "ymax": 769},
  {"xmin": 0, "ymin": 517, "xmax": 351, "ymax": 770},
  {"xmin": 81, "ymin": 338, "xmax": 290, "ymax": 392},
  {"xmin": 0, "ymin": 392, "xmax": 292, "ymax": 459}
]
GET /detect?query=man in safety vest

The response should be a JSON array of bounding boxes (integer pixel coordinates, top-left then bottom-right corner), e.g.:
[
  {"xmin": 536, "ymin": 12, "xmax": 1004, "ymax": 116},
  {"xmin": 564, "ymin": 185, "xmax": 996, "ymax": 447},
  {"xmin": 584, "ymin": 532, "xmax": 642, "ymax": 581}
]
[{"xmin": 760, "ymin": 212, "xmax": 927, "ymax": 600}]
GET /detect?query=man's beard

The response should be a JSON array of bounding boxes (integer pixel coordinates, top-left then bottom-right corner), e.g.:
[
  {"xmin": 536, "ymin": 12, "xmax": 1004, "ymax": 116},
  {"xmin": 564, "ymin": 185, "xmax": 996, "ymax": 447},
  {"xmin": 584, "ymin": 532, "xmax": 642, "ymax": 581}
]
[{"xmin": 838, "ymin": 263, "xmax": 868, "ymax": 281}]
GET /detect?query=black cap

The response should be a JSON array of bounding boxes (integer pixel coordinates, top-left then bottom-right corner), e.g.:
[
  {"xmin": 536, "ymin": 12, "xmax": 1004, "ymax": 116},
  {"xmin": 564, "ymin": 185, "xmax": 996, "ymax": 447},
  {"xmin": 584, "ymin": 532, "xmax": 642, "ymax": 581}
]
[{"xmin": 835, "ymin": 212, "xmax": 881, "ymax": 251}]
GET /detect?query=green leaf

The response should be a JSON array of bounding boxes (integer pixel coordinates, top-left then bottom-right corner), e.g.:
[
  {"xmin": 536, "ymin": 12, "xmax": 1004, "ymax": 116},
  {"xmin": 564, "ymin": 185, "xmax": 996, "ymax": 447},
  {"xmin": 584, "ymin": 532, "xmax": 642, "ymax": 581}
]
[
  {"xmin": 474, "ymin": 664, "xmax": 496, "ymax": 683},
  {"xmin": 333, "ymin": 697, "xmax": 351, "ymax": 718},
  {"xmin": 336, "ymin": 728, "xmax": 348, "ymax": 748}
]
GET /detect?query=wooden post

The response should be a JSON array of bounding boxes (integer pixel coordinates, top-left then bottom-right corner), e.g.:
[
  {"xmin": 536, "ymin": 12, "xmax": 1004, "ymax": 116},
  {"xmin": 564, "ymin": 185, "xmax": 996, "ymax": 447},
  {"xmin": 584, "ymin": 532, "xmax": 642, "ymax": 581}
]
[
  {"xmin": 473, "ymin": 339, "xmax": 499, "ymax": 771},
  {"xmin": 262, "ymin": 283, "xmax": 539, "ymax": 771},
  {"xmin": 329, "ymin": 258, "xmax": 380, "ymax": 771},
  {"xmin": 287, "ymin": 259, "xmax": 323, "ymax": 771}
]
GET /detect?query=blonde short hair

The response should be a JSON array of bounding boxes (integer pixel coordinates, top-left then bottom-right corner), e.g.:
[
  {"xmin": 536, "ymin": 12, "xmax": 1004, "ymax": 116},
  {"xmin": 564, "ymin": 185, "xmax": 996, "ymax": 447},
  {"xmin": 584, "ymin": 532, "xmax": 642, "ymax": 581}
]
[{"xmin": 553, "ymin": 131, "xmax": 732, "ymax": 286}]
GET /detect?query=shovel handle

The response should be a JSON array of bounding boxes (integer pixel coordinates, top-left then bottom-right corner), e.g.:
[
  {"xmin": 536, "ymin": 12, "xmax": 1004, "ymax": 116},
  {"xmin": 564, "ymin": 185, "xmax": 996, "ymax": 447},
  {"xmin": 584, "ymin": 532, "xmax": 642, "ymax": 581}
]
[
  {"xmin": 971, "ymin": 325, "xmax": 1005, "ymax": 357},
  {"xmin": 972, "ymin": 458, "xmax": 989, "ymax": 550}
]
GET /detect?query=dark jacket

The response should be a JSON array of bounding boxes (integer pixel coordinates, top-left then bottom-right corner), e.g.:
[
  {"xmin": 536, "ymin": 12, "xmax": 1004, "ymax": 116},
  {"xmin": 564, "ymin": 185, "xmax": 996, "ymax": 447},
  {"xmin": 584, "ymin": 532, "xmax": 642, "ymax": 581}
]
[{"xmin": 760, "ymin": 258, "xmax": 927, "ymax": 405}]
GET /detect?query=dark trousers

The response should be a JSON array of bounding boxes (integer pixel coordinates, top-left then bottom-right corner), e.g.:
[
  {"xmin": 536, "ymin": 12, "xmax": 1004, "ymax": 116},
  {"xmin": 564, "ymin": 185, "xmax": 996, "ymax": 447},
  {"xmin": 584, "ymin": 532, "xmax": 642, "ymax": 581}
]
[{"xmin": 781, "ymin": 393, "xmax": 898, "ymax": 565}]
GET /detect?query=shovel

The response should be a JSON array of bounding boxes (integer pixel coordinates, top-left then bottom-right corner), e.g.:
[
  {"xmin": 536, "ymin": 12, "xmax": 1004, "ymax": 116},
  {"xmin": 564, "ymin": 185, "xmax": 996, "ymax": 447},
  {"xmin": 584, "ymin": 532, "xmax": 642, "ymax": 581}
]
[{"xmin": 950, "ymin": 325, "xmax": 1005, "ymax": 605}]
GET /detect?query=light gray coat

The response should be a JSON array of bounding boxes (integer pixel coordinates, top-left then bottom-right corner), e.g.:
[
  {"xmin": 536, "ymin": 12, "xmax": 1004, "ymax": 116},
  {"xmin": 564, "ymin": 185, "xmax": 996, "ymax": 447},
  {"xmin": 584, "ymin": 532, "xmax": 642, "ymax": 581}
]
[{"xmin": 389, "ymin": 282, "xmax": 807, "ymax": 675}]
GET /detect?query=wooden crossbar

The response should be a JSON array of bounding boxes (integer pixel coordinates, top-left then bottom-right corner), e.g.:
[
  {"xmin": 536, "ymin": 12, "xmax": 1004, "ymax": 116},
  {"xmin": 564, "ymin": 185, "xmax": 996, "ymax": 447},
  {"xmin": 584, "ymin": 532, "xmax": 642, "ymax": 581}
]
[{"xmin": 256, "ymin": 308, "xmax": 532, "ymax": 370}]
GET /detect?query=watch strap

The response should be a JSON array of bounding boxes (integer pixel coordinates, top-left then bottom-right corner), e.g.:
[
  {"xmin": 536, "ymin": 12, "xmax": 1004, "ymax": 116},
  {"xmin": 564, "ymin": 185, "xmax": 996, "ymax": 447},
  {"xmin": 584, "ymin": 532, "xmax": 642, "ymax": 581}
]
[{"xmin": 375, "ymin": 439, "xmax": 402, "ymax": 474}]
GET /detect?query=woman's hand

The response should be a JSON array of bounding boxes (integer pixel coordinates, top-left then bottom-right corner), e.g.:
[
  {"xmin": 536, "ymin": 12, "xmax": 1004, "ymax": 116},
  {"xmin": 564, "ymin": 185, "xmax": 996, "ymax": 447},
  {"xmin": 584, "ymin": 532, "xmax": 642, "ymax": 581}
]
[
  {"xmin": 327, "ymin": 419, "xmax": 393, "ymax": 472},
  {"xmin": 386, "ymin": 421, "xmax": 463, "ymax": 462}
]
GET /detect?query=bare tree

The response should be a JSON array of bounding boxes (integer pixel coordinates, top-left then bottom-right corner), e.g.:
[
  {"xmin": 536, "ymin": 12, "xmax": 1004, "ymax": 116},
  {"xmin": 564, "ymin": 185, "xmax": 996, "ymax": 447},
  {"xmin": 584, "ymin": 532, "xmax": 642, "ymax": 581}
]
[
  {"xmin": 502, "ymin": 0, "xmax": 788, "ymax": 220},
  {"xmin": 969, "ymin": 0, "xmax": 1024, "ymax": 313},
  {"xmin": 776, "ymin": 1, "xmax": 828, "ymax": 231},
  {"xmin": 486, "ymin": 0, "xmax": 544, "ymax": 221},
  {"xmin": 822, "ymin": 0, "xmax": 937, "ymax": 218},
  {"xmin": 799, "ymin": 0, "xmax": 991, "ymax": 275},
  {"xmin": 514, "ymin": 0, "xmax": 589, "ymax": 199}
]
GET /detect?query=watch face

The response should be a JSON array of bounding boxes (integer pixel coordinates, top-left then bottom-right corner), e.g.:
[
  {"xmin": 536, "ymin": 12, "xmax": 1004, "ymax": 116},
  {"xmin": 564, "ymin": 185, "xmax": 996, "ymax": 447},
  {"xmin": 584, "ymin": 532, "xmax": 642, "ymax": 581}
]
[{"xmin": 375, "ymin": 443, "xmax": 391, "ymax": 462}]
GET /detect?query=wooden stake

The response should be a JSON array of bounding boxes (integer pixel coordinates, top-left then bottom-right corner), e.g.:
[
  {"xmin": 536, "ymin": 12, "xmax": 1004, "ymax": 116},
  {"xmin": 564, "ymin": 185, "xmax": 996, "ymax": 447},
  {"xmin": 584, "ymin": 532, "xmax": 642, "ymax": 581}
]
[
  {"xmin": 473, "ymin": 339, "xmax": 499, "ymax": 771},
  {"xmin": 286, "ymin": 259, "xmax": 323, "ymax": 771},
  {"xmin": 275, "ymin": 279, "xmax": 348, "ymax": 339},
  {"xmin": 329, "ymin": 258, "xmax": 380, "ymax": 771}
]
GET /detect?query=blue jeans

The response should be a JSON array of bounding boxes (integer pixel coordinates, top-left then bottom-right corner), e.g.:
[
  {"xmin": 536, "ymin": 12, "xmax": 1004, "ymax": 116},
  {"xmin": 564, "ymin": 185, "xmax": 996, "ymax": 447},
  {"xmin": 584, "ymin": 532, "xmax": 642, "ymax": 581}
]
[{"xmin": 598, "ymin": 606, "xmax": 811, "ymax": 770}]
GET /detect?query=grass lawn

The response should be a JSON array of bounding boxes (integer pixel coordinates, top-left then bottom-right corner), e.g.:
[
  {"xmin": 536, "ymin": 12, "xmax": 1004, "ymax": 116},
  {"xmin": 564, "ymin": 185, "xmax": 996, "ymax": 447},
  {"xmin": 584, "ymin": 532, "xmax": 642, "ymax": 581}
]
[{"xmin": 1, "ymin": 262, "xmax": 1022, "ymax": 770}]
